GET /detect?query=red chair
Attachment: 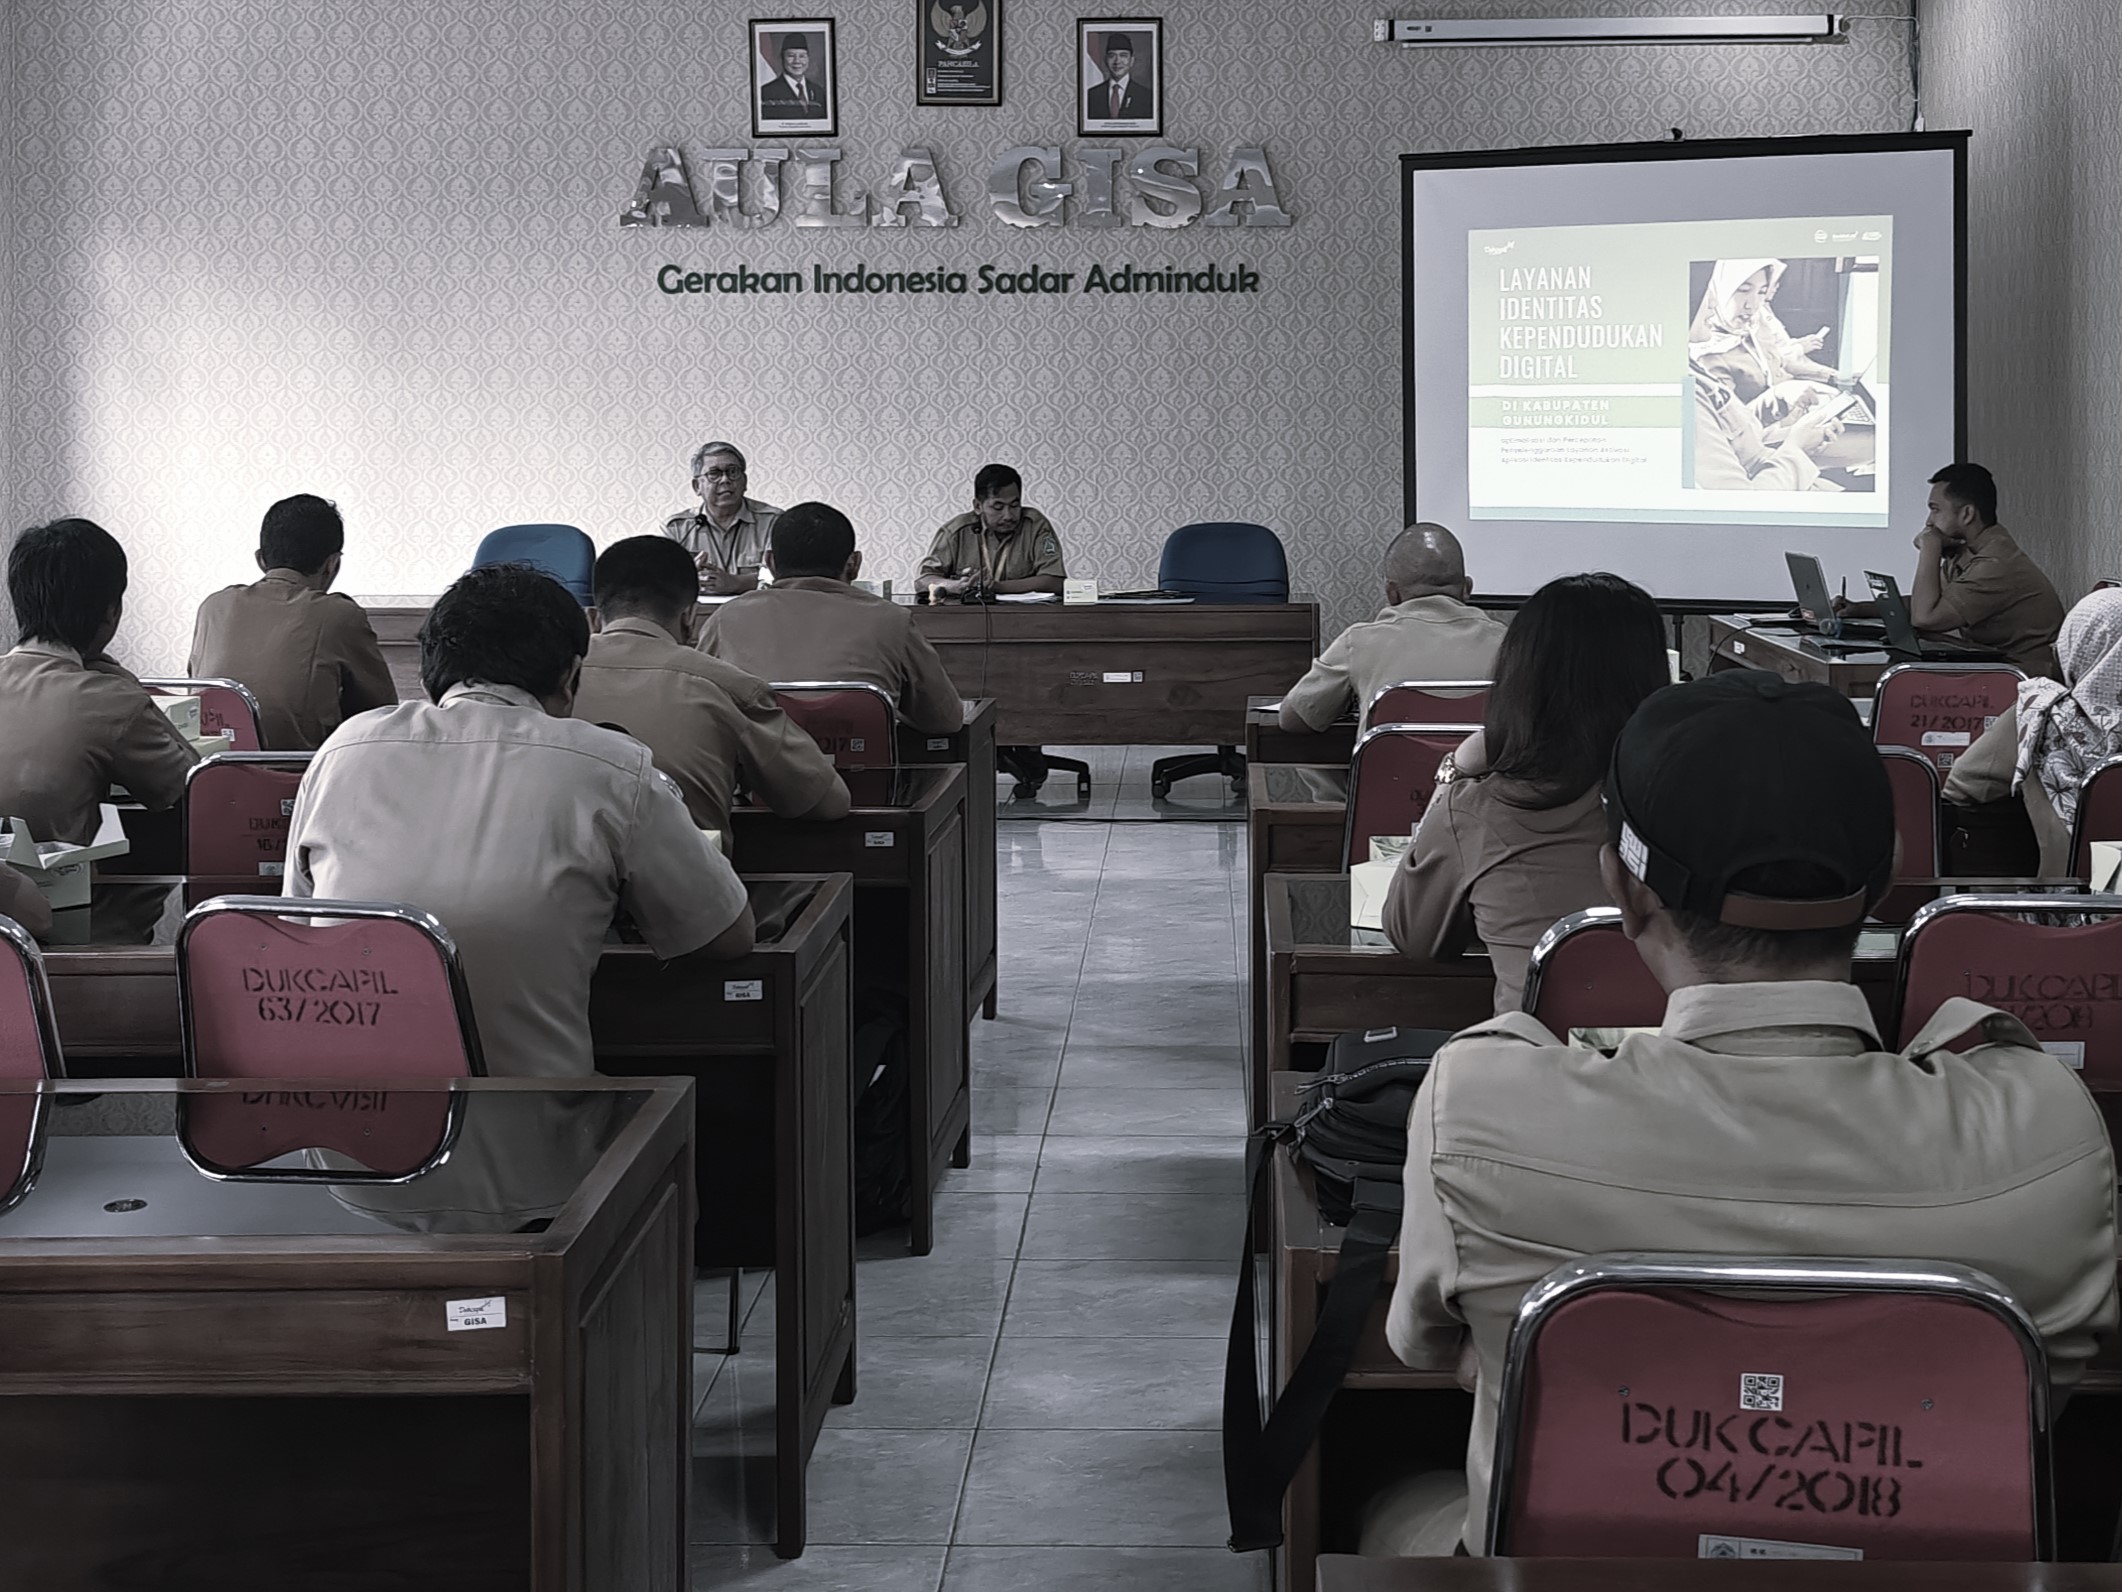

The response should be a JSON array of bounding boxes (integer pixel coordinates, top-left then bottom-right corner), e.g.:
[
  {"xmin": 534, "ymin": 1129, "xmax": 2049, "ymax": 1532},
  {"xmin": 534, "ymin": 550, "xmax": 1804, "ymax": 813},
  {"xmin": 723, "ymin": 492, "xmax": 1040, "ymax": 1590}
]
[
  {"xmin": 1875, "ymin": 746, "xmax": 1942, "ymax": 925},
  {"xmin": 141, "ymin": 676, "xmax": 265, "ymax": 752},
  {"xmin": 2067, "ymin": 755, "xmax": 2122, "ymax": 882},
  {"xmin": 1487, "ymin": 1252, "xmax": 2053, "ymax": 1560},
  {"xmin": 175, "ymin": 896, "xmax": 484, "ymax": 1181},
  {"xmin": 1520, "ymin": 909, "xmax": 1666, "ymax": 1034},
  {"xmin": 182, "ymin": 753, "xmax": 313, "ymax": 895},
  {"xmin": 1870, "ymin": 663, "xmax": 2023, "ymax": 776},
  {"xmin": 1341, "ymin": 723, "xmax": 1478, "ymax": 867},
  {"xmin": 773, "ymin": 681, "xmax": 899, "ymax": 772},
  {"xmin": 0, "ymin": 919, "xmax": 61, "ymax": 1215},
  {"xmin": 1364, "ymin": 679, "xmax": 1492, "ymax": 730}
]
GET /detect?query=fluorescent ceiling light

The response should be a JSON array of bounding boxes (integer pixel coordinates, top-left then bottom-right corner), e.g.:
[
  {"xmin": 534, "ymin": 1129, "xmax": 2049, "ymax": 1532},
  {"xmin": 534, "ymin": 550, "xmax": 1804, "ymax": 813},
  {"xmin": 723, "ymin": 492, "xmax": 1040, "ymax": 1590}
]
[{"xmin": 1373, "ymin": 14, "xmax": 1840, "ymax": 46}]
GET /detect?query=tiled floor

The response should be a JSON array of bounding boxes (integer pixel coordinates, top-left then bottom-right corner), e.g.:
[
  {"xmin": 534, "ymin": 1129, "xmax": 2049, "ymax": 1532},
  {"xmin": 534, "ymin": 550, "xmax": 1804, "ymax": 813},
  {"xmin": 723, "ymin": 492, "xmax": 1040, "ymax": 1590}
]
[{"xmin": 690, "ymin": 814, "xmax": 1267, "ymax": 1590}]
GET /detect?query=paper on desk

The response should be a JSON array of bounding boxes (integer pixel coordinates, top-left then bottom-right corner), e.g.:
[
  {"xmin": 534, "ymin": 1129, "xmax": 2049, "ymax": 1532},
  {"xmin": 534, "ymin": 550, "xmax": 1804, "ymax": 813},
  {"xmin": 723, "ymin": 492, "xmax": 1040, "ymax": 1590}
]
[
  {"xmin": 995, "ymin": 592, "xmax": 1059, "ymax": 603},
  {"xmin": 2093, "ymin": 841, "xmax": 2122, "ymax": 892},
  {"xmin": 1349, "ymin": 834, "xmax": 1413, "ymax": 931},
  {"xmin": 0, "ymin": 805, "xmax": 131, "ymax": 911}
]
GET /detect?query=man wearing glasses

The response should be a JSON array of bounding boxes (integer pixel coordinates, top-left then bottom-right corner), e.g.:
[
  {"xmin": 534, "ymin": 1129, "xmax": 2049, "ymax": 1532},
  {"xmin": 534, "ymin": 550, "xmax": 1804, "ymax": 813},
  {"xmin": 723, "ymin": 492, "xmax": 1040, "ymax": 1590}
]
[{"xmin": 661, "ymin": 441, "xmax": 780, "ymax": 595}]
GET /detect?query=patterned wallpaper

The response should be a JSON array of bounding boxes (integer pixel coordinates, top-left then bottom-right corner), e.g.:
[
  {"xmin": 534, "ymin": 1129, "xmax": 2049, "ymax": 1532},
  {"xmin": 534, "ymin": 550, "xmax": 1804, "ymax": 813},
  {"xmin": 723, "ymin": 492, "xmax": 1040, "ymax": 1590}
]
[
  {"xmin": 2, "ymin": 0, "xmax": 1910, "ymax": 669},
  {"xmin": 1916, "ymin": 0, "xmax": 2122, "ymax": 601}
]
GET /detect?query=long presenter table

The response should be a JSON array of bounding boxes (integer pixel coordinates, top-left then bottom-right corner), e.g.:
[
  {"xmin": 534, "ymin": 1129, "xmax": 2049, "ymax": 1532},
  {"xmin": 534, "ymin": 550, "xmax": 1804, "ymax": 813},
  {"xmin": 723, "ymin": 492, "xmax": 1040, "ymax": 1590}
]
[{"xmin": 908, "ymin": 597, "xmax": 1320, "ymax": 745}]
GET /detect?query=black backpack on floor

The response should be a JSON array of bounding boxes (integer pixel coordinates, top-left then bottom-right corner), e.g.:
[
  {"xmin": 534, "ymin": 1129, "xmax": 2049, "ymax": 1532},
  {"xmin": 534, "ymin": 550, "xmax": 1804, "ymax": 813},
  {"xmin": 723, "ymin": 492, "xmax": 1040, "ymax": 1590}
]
[{"xmin": 1221, "ymin": 1026, "xmax": 1450, "ymax": 1553}]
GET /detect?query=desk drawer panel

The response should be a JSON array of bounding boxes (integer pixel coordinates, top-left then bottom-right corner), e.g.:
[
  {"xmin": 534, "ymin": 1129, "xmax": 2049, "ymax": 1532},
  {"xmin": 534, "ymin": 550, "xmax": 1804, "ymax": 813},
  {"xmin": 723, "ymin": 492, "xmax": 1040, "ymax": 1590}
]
[
  {"xmin": 0, "ymin": 1289, "xmax": 531, "ymax": 1388},
  {"xmin": 1289, "ymin": 970, "xmax": 1497, "ymax": 1041}
]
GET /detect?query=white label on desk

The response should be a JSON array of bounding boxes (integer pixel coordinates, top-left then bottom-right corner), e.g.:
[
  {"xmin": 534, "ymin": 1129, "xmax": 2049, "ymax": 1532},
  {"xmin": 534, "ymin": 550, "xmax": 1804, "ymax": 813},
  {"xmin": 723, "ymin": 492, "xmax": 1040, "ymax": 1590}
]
[
  {"xmin": 1699, "ymin": 1535, "xmax": 1861, "ymax": 1561},
  {"xmin": 926, "ymin": 737, "xmax": 949, "ymax": 750},
  {"xmin": 257, "ymin": 861, "xmax": 284, "ymax": 877},
  {"xmin": 1920, "ymin": 731, "xmax": 1972, "ymax": 748},
  {"xmin": 864, "ymin": 831, "xmax": 895, "ymax": 847},
  {"xmin": 723, "ymin": 979, "xmax": 764, "ymax": 1002},
  {"xmin": 1730, "ymin": 639, "xmax": 1746, "ymax": 655},
  {"xmin": 446, "ymin": 1296, "xmax": 507, "ymax": 1332},
  {"xmin": 1101, "ymin": 670, "xmax": 1143, "ymax": 684},
  {"xmin": 1063, "ymin": 577, "xmax": 1099, "ymax": 605},
  {"xmin": 2043, "ymin": 1040, "xmax": 2087, "ymax": 1071}
]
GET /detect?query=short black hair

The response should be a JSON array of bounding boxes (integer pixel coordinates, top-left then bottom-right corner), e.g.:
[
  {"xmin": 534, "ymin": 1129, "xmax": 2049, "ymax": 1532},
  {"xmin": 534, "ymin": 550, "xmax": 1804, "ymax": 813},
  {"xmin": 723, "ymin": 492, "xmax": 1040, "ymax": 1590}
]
[
  {"xmin": 1929, "ymin": 462, "xmax": 1998, "ymax": 526},
  {"xmin": 259, "ymin": 494, "xmax": 344, "ymax": 576},
  {"xmin": 594, "ymin": 536, "xmax": 698, "ymax": 619},
  {"xmin": 419, "ymin": 563, "xmax": 589, "ymax": 703},
  {"xmin": 7, "ymin": 517, "xmax": 128, "ymax": 653},
  {"xmin": 1485, "ymin": 572, "xmax": 1668, "ymax": 809},
  {"xmin": 974, "ymin": 463, "xmax": 1021, "ymax": 501},
  {"xmin": 1667, "ymin": 861, "xmax": 1866, "ymax": 972},
  {"xmin": 771, "ymin": 502, "xmax": 856, "ymax": 578}
]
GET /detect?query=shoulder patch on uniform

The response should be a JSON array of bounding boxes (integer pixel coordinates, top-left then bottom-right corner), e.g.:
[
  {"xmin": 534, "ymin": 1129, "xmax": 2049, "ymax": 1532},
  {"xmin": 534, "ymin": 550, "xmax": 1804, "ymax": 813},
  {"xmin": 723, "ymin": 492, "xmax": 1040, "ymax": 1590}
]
[{"xmin": 1039, "ymin": 535, "xmax": 1057, "ymax": 555}]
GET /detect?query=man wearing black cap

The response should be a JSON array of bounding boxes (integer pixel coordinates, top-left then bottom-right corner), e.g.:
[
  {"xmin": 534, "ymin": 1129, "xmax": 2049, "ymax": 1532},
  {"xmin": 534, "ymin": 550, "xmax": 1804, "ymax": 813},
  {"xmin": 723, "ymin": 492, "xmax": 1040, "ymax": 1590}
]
[{"xmin": 1376, "ymin": 670, "xmax": 2118, "ymax": 1556}]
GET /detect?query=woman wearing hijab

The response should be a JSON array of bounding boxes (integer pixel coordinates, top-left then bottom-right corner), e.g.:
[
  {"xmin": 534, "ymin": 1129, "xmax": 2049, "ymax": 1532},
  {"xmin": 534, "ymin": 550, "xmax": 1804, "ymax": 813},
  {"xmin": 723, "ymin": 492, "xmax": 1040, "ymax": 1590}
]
[
  {"xmin": 1689, "ymin": 258, "xmax": 1787, "ymax": 404},
  {"xmin": 1943, "ymin": 587, "xmax": 2122, "ymax": 873}
]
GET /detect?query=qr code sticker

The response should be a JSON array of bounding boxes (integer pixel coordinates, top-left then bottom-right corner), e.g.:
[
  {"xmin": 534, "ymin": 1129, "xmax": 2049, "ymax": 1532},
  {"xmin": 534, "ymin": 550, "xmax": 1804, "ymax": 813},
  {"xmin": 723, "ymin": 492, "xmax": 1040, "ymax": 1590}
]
[{"xmin": 1739, "ymin": 1373, "xmax": 1784, "ymax": 1412}]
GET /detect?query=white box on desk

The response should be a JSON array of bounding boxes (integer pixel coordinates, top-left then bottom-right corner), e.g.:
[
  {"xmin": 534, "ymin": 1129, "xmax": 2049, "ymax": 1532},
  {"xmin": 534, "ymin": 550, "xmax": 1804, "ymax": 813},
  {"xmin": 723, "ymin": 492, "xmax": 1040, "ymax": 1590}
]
[
  {"xmin": 0, "ymin": 805, "xmax": 131, "ymax": 911},
  {"xmin": 153, "ymin": 693, "xmax": 202, "ymax": 739}
]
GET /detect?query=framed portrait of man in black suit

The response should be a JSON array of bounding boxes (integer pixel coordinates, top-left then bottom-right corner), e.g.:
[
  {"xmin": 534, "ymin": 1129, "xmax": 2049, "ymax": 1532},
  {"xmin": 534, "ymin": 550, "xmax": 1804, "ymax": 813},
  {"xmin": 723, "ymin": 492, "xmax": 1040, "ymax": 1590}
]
[
  {"xmin": 1078, "ymin": 18, "xmax": 1161, "ymax": 137},
  {"xmin": 750, "ymin": 18, "xmax": 838, "ymax": 137}
]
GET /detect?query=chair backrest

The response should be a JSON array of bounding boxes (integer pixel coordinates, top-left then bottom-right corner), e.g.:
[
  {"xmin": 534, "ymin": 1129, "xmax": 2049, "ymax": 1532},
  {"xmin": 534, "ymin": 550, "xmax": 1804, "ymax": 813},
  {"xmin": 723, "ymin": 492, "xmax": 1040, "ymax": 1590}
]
[
  {"xmin": 1892, "ymin": 894, "xmax": 2122, "ymax": 1089},
  {"xmin": 1342, "ymin": 723, "xmax": 1478, "ymax": 868},
  {"xmin": 1870, "ymin": 663, "xmax": 2024, "ymax": 775},
  {"xmin": 773, "ymin": 682, "xmax": 899, "ymax": 771},
  {"xmin": 176, "ymin": 896, "xmax": 484, "ymax": 1180},
  {"xmin": 1156, "ymin": 522, "xmax": 1290, "ymax": 604},
  {"xmin": 1365, "ymin": 680, "xmax": 1492, "ymax": 730},
  {"xmin": 1488, "ymin": 1253, "xmax": 2052, "ymax": 1560},
  {"xmin": 182, "ymin": 753, "xmax": 313, "ymax": 882},
  {"xmin": 1875, "ymin": 746, "xmax": 1942, "ymax": 924},
  {"xmin": 472, "ymin": 523, "xmax": 596, "ymax": 605},
  {"xmin": 141, "ymin": 677, "xmax": 264, "ymax": 751},
  {"xmin": 2067, "ymin": 755, "xmax": 2122, "ymax": 882},
  {"xmin": 0, "ymin": 916, "xmax": 63, "ymax": 1081},
  {"xmin": 1521, "ymin": 908, "xmax": 1666, "ymax": 1035}
]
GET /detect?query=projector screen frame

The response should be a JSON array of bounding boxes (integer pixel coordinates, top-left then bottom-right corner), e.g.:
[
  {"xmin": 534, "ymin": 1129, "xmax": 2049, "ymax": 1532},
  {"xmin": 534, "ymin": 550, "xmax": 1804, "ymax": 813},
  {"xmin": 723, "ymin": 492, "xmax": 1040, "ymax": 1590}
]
[{"xmin": 1400, "ymin": 130, "xmax": 1970, "ymax": 610}]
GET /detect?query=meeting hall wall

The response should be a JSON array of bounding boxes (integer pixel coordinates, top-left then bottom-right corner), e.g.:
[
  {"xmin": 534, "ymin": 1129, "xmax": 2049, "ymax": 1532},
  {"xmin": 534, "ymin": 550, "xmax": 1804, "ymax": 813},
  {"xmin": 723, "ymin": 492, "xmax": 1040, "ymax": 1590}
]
[
  {"xmin": 1, "ymin": 1, "xmax": 1911, "ymax": 666},
  {"xmin": 1918, "ymin": 0, "xmax": 2122, "ymax": 601}
]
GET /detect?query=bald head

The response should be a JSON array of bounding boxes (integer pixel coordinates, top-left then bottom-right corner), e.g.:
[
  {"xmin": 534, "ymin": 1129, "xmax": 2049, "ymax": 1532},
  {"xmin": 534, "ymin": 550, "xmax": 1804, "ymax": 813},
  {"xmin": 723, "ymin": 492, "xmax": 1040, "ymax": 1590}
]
[{"xmin": 1384, "ymin": 523, "xmax": 1471, "ymax": 604}]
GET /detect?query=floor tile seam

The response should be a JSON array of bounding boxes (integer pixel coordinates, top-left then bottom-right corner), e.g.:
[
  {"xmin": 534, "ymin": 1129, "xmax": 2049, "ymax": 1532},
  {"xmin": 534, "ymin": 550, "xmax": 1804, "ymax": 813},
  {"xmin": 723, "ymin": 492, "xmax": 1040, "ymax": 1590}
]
[
  {"xmin": 947, "ymin": 1256, "xmax": 1024, "ymax": 1548},
  {"xmin": 1021, "ymin": 819, "xmax": 1112, "ymax": 1200}
]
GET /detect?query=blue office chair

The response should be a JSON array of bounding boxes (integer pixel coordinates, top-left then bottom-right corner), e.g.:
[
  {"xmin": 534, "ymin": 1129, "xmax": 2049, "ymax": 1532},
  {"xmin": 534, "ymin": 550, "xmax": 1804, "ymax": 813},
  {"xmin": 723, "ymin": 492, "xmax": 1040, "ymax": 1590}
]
[
  {"xmin": 1150, "ymin": 522, "xmax": 1290, "ymax": 799},
  {"xmin": 471, "ymin": 523, "xmax": 596, "ymax": 606}
]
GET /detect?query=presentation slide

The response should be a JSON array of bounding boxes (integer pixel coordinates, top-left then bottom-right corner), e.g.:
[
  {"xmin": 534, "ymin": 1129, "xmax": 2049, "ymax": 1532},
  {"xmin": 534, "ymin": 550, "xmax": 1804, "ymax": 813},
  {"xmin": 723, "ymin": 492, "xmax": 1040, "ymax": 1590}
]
[{"xmin": 1406, "ymin": 136, "xmax": 1963, "ymax": 602}]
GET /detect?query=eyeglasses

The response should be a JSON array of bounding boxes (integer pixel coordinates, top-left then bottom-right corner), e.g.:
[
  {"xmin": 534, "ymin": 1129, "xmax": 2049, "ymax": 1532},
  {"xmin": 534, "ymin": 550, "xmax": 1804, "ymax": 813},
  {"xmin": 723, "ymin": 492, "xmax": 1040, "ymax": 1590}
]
[{"xmin": 700, "ymin": 466, "xmax": 746, "ymax": 482}]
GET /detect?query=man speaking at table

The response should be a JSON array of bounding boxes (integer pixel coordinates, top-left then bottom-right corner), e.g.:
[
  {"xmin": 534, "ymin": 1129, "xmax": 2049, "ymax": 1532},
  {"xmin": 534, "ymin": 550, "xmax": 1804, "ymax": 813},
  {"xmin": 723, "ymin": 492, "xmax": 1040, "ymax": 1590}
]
[
  {"xmin": 662, "ymin": 441, "xmax": 779, "ymax": 596},
  {"xmin": 917, "ymin": 464, "xmax": 1066, "ymax": 599}
]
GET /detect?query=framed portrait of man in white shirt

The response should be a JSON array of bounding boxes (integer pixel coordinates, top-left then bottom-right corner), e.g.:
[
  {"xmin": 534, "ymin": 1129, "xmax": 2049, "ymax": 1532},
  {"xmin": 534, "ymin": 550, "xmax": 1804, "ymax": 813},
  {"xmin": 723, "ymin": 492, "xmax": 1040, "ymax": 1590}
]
[
  {"xmin": 1078, "ymin": 17, "xmax": 1162, "ymax": 137},
  {"xmin": 751, "ymin": 18, "xmax": 838, "ymax": 137}
]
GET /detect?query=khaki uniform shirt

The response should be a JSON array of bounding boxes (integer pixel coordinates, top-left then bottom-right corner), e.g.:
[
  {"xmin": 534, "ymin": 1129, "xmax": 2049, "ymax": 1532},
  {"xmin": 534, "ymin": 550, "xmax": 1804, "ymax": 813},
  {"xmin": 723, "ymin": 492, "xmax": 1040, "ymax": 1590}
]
[
  {"xmin": 572, "ymin": 617, "xmax": 843, "ymax": 833},
  {"xmin": 188, "ymin": 569, "xmax": 398, "ymax": 750},
  {"xmin": 1938, "ymin": 526, "xmax": 2065, "ymax": 679},
  {"xmin": 1942, "ymin": 702, "xmax": 2070, "ymax": 874},
  {"xmin": 1387, "ymin": 983, "xmax": 2119, "ymax": 1551},
  {"xmin": 700, "ymin": 576, "xmax": 966, "ymax": 735},
  {"xmin": 1383, "ymin": 777, "xmax": 1606, "ymax": 1013},
  {"xmin": 1280, "ymin": 596, "xmax": 1506, "ymax": 732},
  {"xmin": 1693, "ymin": 379, "xmax": 1820, "ymax": 492},
  {"xmin": 0, "ymin": 641, "xmax": 199, "ymax": 844},
  {"xmin": 662, "ymin": 498, "xmax": 780, "ymax": 573},
  {"xmin": 918, "ymin": 509, "xmax": 1067, "ymax": 586}
]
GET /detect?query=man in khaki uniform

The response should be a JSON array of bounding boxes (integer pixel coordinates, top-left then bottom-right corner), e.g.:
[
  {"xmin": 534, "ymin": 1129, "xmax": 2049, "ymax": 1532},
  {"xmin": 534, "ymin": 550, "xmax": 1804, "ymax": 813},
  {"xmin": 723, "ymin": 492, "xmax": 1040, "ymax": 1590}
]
[
  {"xmin": 1835, "ymin": 462, "xmax": 2066, "ymax": 678},
  {"xmin": 573, "ymin": 536, "xmax": 849, "ymax": 833},
  {"xmin": 1280, "ymin": 524, "xmax": 1506, "ymax": 733},
  {"xmin": 0, "ymin": 518, "xmax": 197, "ymax": 845},
  {"xmin": 916, "ymin": 463, "xmax": 1067, "ymax": 597},
  {"xmin": 1383, "ymin": 671, "xmax": 2118, "ymax": 1555},
  {"xmin": 662, "ymin": 440, "xmax": 780, "ymax": 596},
  {"xmin": 703, "ymin": 503, "xmax": 965, "ymax": 735},
  {"xmin": 188, "ymin": 493, "xmax": 398, "ymax": 749}
]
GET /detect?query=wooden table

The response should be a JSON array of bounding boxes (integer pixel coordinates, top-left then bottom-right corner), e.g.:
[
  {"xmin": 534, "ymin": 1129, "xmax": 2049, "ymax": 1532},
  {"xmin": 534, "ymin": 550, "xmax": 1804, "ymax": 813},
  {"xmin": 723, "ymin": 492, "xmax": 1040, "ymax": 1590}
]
[
  {"xmin": 729, "ymin": 766, "xmax": 970, "ymax": 1257},
  {"xmin": 899, "ymin": 698, "xmax": 1000, "ymax": 1024},
  {"xmin": 588, "ymin": 874, "xmax": 855, "ymax": 1558},
  {"xmin": 1247, "ymin": 695, "xmax": 1357, "ymax": 769},
  {"xmin": 908, "ymin": 598, "xmax": 1320, "ymax": 745},
  {"xmin": 1316, "ymin": 1560, "xmax": 2122, "ymax": 1590},
  {"xmin": 1247, "ymin": 767, "xmax": 1350, "ymax": 1124},
  {"xmin": 1705, "ymin": 617, "xmax": 1902, "ymax": 699},
  {"xmin": 0, "ymin": 1074, "xmax": 693, "ymax": 1590}
]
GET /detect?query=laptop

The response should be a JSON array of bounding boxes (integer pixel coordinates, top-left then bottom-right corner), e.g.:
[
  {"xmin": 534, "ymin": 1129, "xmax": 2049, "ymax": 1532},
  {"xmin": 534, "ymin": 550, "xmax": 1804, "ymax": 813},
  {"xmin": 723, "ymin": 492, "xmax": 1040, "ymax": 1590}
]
[
  {"xmin": 1863, "ymin": 571, "xmax": 2001, "ymax": 661},
  {"xmin": 1784, "ymin": 552, "xmax": 1884, "ymax": 639}
]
